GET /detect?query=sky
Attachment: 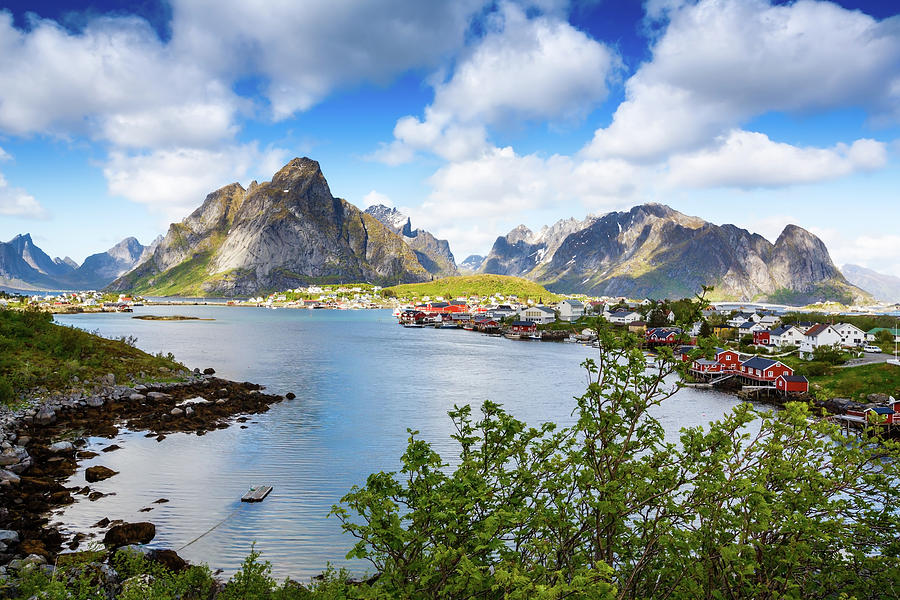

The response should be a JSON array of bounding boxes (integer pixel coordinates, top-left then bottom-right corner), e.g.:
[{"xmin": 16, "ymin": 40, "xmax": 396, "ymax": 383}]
[{"xmin": 0, "ymin": 0, "xmax": 898, "ymax": 277}]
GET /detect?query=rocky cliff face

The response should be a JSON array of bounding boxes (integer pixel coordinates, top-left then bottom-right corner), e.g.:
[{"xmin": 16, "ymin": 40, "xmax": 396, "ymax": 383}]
[
  {"xmin": 110, "ymin": 158, "xmax": 431, "ymax": 295},
  {"xmin": 842, "ymin": 264, "xmax": 900, "ymax": 303},
  {"xmin": 479, "ymin": 216, "xmax": 596, "ymax": 277},
  {"xmin": 484, "ymin": 204, "xmax": 868, "ymax": 304},
  {"xmin": 364, "ymin": 204, "xmax": 458, "ymax": 278}
]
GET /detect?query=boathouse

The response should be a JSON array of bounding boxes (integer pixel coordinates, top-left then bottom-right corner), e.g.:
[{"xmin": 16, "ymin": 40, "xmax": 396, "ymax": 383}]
[
  {"xmin": 775, "ymin": 374, "xmax": 809, "ymax": 394},
  {"xmin": 509, "ymin": 320, "xmax": 537, "ymax": 334},
  {"xmin": 739, "ymin": 357, "xmax": 793, "ymax": 383}
]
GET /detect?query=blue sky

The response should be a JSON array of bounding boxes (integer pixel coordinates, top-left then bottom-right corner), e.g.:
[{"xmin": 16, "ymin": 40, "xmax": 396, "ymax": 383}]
[{"xmin": 0, "ymin": 0, "xmax": 898, "ymax": 277}]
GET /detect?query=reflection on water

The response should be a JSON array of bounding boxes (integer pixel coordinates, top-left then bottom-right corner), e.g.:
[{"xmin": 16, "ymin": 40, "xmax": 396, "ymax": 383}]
[{"xmin": 54, "ymin": 307, "xmax": 742, "ymax": 579}]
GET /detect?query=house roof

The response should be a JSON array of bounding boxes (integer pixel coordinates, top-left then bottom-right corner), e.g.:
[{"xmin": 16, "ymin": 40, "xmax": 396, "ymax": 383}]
[
  {"xmin": 867, "ymin": 327, "xmax": 900, "ymax": 335},
  {"xmin": 769, "ymin": 325, "xmax": 793, "ymax": 336},
  {"xmin": 510, "ymin": 320, "xmax": 535, "ymax": 327},
  {"xmin": 694, "ymin": 359, "xmax": 718, "ymax": 366},
  {"xmin": 804, "ymin": 323, "xmax": 832, "ymax": 337},
  {"xmin": 870, "ymin": 406, "xmax": 895, "ymax": 415},
  {"xmin": 780, "ymin": 375, "xmax": 808, "ymax": 383},
  {"xmin": 739, "ymin": 321, "xmax": 757, "ymax": 329},
  {"xmin": 742, "ymin": 356, "xmax": 778, "ymax": 370},
  {"xmin": 525, "ymin": 306, "xmax": 555, "ymax": 315},
  {"xmin": 561, "ymin": 299, "xmax": 584, "ymax": 308}
]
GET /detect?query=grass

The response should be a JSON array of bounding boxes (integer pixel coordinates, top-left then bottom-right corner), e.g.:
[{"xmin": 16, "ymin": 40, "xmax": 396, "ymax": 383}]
[
  {"xmin": 0, "ymin": 307, "xmax": 185, "ymax": 403},
  {"xmin": 385, "ymin": 274, "xmax": 563, "ymax": 303},
  {"xmin": 808, "ymin": 362, "xmax": 900, "ymax": 402}
]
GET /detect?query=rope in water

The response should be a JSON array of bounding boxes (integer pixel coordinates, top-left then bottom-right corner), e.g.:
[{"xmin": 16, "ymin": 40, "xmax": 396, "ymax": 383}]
[{"xmin": 177, "ymin": 506, "xmax": 243, "ymax": 552}]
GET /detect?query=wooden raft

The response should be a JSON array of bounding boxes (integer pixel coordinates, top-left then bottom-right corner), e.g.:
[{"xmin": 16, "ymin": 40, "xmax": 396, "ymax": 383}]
[{"xmin": 241, "ymin": 485, "xmax": 273, "ymax": 502}]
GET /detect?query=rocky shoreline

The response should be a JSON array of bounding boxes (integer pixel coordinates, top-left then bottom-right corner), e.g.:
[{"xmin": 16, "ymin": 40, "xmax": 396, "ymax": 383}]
[{"xmin": 0, "ymin": 370, "xmax": 290, "ymax": 581}]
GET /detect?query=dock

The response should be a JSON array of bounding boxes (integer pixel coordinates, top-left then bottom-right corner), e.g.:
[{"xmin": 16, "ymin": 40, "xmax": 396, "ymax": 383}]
[{"xmin": 241, "ymin": 485, "xmax": 273, "ymax": 502}]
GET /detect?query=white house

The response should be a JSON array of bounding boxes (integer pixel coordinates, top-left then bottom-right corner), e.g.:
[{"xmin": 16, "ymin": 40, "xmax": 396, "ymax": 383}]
[
  {"xmin": 800, "ymin": 324, "xmax": 843, "ymax": 357},
  {"xmin": 521, "ymin": 306, "xmax": 556, "ymax": 325},
  {"xmin": 834, "ymin": 323, "xmax": 866, "ymax": 347},
  {"xmin": 726, "ymin": 312, "xmax": 760, "ymax": 327},
  {"xmin": 557, "ymin": 299, "xmax": 585, "ymax": 322},
  {"xmin": 769, "ymin": 325, "xmax": 805, "ymax": 347},
  {"xmin": 758, "ymin": 314, "xmax": 780, "ymax": 328},
  {"xmin": 605, "ymin": 309, "xmax": 642, "ymax": 324}
]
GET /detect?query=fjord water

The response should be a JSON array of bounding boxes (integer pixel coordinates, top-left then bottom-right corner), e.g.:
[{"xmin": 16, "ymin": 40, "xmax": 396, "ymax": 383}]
[{"xmin": 54, "ymin": 307, "xmax": 742, "ymax": 579}]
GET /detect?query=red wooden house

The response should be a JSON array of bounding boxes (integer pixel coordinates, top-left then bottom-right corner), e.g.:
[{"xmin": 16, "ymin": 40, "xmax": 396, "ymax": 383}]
[
  {"xmin": 646, "ymin": 327, "xmax": 682, "ymax": 345},
  {"xmin": 753, "ymin": 329, "xmax": 771, "ymax": 345},
  {"xmin": 775, "ymin": 375, "xmax": 809, "ymax": 394},
  {"xmin": 846, "ymin": 405, "xmax": 896, "ymax": 424},
  {"xmin": 509, "ymin": 320, "xmax": 537, "ymax": 334},
  {"xmin": 739, "ymin": 357, "xmax": 793, "ymax": 382},
  {"xmin": 715, "ymin": 350, "xmax": 742, "ymax": 372}
]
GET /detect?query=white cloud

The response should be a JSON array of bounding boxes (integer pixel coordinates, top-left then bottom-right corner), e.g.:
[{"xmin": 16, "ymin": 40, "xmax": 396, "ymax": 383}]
[
  {"xmin": 362, "ymin": 191, "xmax": 394, "ymax": 209},
  {"xmin": 0, "ymin": 13, "xmax": 240, "ymax": 149},
  {"xmin": 168, "ymin": 0, "xmax": 488, "ymax": 120},
  {"xmin": 0, "ymin": 172, "xmax": 47, "ymax": 219},
  {"xmin": 584, "ymin": 0, "xmax": 900, "ymax": 161},
  {"xmin": 666, "ymin": 130, "xmax": 888, "ymax": 189},
  {"xmin": 375, "ymin": 2, "xmax": 618, "ymax": 163},
  {"xmin": 808, "ymin": 228, "xmax": 900, "ymax": 280},
  {"xmin": 0, "ymin": 146, "xmax": 10, "ymax": 161},
  {"xmin": 410, "ymin": 146, "xmax": 642, "ymax": 257},
  {"xmin": 103, "ymin": 144, "xmax": 287, "ymax": 222}
]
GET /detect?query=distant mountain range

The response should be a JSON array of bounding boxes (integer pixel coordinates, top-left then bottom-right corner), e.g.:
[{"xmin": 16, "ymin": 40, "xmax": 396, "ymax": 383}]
[
  {"xmin": 1, "ymin": 157, "xmax": 885, "ymax": 304},
  {"xmin": 0, "ymin": 233, "xmax": 151, "ymax": 291},
  {"xmin": 479, "ymin": 204, "xmax": 870, "ymax": 305},
  {"xmin": 842, "ymin": 264, "xmax": 900, "ymax": 303}
]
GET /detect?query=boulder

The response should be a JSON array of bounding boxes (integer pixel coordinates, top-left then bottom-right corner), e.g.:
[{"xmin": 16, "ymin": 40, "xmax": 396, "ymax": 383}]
[
  {"xmin": 169, "ymin": 408, "xmax": 184, "ymax": 417},
  {"xmin": 0, "ymin": 469, "xmax": 20, "ymax": 485},
  {"xmin": 129, "ymin": 394, "xmax": 146, "ymax": 402},
  {"xmin": 147, "ymin": 392, "xmax": 170, "ymax": 400},
  {"xmin": 85, "ymin": 465, "xmax": 119, "ymax": 483},
  {"xmin": 35, "ymin": 407, "xmax": 56, "ymax": 426},
  {"xmin": 103, "ymin": 522, "xmax": 156, "ymax": 548},
  {"xmin": 49, "ymin": 441, "xmax": 75, "ymax": 454},
  {"xmin": 285, "ymin": 392, "xmax": 296, "ymax": 400},
  {"xmin": 86, "ymin": 396, "xmax": 105, "ymax": 408},
  {"xmin": 185, "ymin": 407, "xmax": 195, "ymax": 417},
  {"xmin": 203, "ymin": 368, "xmax": 216, "ymax": 375},
  {"xmin": 148, "ymin": 549, "xmax": 188, "ymax": 572},
  {"xmin": 0, "ymin": 529, "xmax": 20, "ymax": 544}
]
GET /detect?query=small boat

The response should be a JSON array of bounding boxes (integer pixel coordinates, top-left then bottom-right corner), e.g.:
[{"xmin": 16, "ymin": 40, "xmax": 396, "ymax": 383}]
[
  {"xmin": 241, "ymin": 485, "xmax": 273, "ymax": 502},
  {"xmin": 529, "ymin": 332, "xmax": 542, "ymax": 340},
  {"xmin": 403, "ymin": 322, "xmax": 425, "ymax": 328}
]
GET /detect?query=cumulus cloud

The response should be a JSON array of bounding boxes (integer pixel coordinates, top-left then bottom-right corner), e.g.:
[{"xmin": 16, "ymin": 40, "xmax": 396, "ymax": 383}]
[
  {"xmin": 409, "ymin": 146, "xmax": 642, "ymax": 257},
  {"xmin": 808, "ymin": 228, "xmax": 900, "ymax": 280},
  {"xmin": 103, "ymin": 144, "xmax": 289, "ymax": 222},
  {"xmin": 584, "ymin": 0, "xmax": 900, "ymax": 161},
  {"xmin": 374, "ymin": 2, "xmax": 619, "ymax": 164},
  {"xmin": 168, "ymin": 0, "xmax": 487, "ymax": 120},
  {"xmin": 0, "ymin": 173, "xmax": 47, "ymax": 219},
  {"xmin": 666, "ymin": 130, "xmax": 888, "ymax": 188},
  {"xmin": 0, "ymin": 12, "xmax": 240, "ymax": 148}
]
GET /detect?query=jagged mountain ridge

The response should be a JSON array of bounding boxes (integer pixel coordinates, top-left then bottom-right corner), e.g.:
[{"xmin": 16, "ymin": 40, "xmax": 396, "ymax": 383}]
[
  {"xmin": 842, "ymin": 264, "xmax": 900, "ymax": 303},
  {"xmin": 479, "ymin": 216, "xmax": 596, "ymax": 277},
  {"xmin": 109, "ymin": 158, "xmax": 432, "ymax": 295},
  {"xmin": 0, "ymin": 234, "xmax": 147, "ymax": 291},
  {"xmin": 364, "ymin": 204, "xmax": 457, "ymax": 278},
  {"xmin": 483, "ymin": 204, "xmax": 869, "ymax": 304},
  {"xmin": 458, "ymin": 255, "xmax": 485, "ymax": 273}
]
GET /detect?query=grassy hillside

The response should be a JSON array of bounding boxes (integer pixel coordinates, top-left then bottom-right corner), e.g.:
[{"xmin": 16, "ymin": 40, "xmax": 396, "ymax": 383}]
[
  {"xmin": 385, "ymin": 274, "xmax": 563, "ymax": 302},
  {"xmin": 0, "ymin": 308, "xmax": 184, "ymax": 403}
]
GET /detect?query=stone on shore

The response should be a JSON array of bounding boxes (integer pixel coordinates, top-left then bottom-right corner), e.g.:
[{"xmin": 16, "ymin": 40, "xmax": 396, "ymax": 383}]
[
  {"xmin": 103, "ymin": 522, "xmax": 156, "ymax": 548},
  {"xmin": 49, "ymin": 441, "xmax": 75, "ymax": 454},
  {"xmin": 86, "ymin": 396, "xmax": 105, "ymax": 408},
  {"xmin": 35, "ymin": 407, "xmax": 56, "ymax": 426},
  {"xmin": 0, "ymin": 529, "xmax": 20, "ymax": 544},
  {"xmin": 85, "ymin": 465, "xmax": 119, "ymax": 482}
]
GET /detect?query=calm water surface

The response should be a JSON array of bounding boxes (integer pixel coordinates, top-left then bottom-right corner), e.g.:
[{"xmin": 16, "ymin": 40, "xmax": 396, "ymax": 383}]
[{"xmin": 54, "ymin": 306, "xmax": 742, "ymax": 579}]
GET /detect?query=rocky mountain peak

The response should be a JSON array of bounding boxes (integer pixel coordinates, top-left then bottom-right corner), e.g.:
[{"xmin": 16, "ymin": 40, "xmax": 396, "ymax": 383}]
[
  {"xmin": 506, "ymin": 225, "xmax": 534, "ymax": 245},
  {"xmin": 365, "ymin": 205, "xmax": 413, "ymax": 235},
  {"xmin": 272, "ymin": 157, "xmax": 324, "ymax": 185}
]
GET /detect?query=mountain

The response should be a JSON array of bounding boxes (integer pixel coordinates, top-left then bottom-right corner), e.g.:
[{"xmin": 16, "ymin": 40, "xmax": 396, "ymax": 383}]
[
  {"xmin": 479, "ymin": 216, "xmax": 596, "ymax": 277},
  {"xmin": 73, "ymin": 237, "xmax": 147, "ymax": 289},
  {"xmin": 842, "ymin": 264, "xmax": 900, "ymax": 303},
  {"xmin": 484, "ymin": 204, "xmax": 869, "ymax": 304},
  {"xmin": 364, "ymin": 204, "xmax": 457, "ymax": 278},
  {"xmin": 0, "ymin": 234, "xmax": 75, "ymax": 290},
  {"xmin": 109, "ymin": 158, "xmax": 431, "ymax": 296},
  {"xmin": 0, "ymin": 234, "xmax": 148, "ymax": 291},
  {"xmin": 458, "ymin": 255, "xmax": 485, "ymax": 273}
]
